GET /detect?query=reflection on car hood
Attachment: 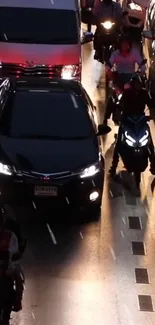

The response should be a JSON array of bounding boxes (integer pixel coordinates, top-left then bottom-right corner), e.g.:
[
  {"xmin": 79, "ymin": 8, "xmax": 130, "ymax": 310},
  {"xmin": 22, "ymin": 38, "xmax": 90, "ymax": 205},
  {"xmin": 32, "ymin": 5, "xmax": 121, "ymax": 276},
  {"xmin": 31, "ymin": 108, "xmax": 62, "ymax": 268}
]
[{"xmin": 0, "ymin": 136, "xmax": 98, "ymax": 173}]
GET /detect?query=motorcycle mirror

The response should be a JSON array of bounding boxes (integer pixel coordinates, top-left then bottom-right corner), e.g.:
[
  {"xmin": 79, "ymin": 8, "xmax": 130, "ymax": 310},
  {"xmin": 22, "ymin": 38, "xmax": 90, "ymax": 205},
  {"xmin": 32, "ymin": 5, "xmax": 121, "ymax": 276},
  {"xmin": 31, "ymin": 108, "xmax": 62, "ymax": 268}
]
[
  {"xmin": 142, "ymin": 30, "xmax": 155, "ymax": 40},
  {"xmin": 97, "ymin": 124, "xmax": 111, "ymax": 136}
]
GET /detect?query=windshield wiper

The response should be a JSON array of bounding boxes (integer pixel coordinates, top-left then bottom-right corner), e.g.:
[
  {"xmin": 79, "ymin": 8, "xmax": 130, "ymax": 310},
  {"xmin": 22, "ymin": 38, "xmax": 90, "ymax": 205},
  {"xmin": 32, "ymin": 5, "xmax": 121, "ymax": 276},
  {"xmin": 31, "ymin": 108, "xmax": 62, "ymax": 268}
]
[{"xmin": 16, "ymin": 134, "xmax": 90, "ymax": 140}]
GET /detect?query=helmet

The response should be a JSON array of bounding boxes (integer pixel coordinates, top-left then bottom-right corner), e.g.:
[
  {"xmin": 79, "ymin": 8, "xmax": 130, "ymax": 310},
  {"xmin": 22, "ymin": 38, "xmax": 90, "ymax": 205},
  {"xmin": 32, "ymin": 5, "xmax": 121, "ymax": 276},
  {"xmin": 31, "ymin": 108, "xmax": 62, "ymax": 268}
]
[{"xmin": 118, "ymin": 35, "xmax": 132, "ymax": 52}]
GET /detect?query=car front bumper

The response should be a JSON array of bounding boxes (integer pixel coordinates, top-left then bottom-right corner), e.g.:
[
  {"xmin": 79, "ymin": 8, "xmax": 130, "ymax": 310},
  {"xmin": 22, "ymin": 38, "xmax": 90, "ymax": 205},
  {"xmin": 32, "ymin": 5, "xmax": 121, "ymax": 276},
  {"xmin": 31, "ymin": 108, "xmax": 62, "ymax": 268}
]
[{"xmin": 0, "ymin": 170, "xmax": 104, "ymax": 208}]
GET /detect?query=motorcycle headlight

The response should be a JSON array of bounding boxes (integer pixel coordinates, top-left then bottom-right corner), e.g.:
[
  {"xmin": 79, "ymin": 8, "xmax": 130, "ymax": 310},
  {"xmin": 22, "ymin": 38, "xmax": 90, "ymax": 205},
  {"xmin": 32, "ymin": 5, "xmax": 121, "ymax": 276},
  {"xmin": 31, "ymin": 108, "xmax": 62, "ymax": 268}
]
[
  {"xmin": 125, "ymin": 131, "xmax": 136, "ymax": 147},
  {"xmin": 0, "ymin": 163, "xmax": 12, "ymax": 175},
  {"xmin": 61, "ymin": 65, "xmax": 79, "ymax": 80},
  {"xmin": 139, "ymin": 130, "xmax": 149, "ymax": 146},
  {"xmin": 101, "ymin": 21, "xmax": 114, "ymax": 30},
  {"xmin": 80, "ymin": 163, "xmax": 100, "ymax": 179}
]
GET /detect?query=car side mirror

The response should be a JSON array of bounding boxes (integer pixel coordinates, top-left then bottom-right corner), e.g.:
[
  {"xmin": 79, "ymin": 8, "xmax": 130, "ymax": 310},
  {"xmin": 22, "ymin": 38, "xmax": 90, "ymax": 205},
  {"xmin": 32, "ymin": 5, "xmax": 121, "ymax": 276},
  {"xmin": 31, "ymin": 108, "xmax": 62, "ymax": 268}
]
[
  {"xmin": 97, "ymin": 124, "xmax": 111, "ymax": 136},
  {"xmin": 142, "ymin": 30, "xmax": 155, "ymax": 40}
]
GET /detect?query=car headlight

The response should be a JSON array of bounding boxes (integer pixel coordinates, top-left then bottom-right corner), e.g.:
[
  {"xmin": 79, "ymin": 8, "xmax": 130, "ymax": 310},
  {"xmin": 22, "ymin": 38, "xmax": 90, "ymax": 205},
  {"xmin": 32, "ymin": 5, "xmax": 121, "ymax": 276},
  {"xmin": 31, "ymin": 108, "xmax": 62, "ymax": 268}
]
[
  {"xmin": 125, "ymin": 131, "xmax": 136, "ymax": 147},
  {"xmin": 139, "ymin": 130, "xmax": 149, "ymax": 146},
  {"xmin": 80, "ymin": 163, "xmax": 100, "ymax": 179},
  {"xmin": 0, "ymin": 163, "xmax": 12, "ymax": 175},
  {"xmin": 101, "ymin": 21, "xmax": 114, "ymax": 30},
  {"xmin": 61, "ymin": 65, "xmax": 79, "ymax": 80}
]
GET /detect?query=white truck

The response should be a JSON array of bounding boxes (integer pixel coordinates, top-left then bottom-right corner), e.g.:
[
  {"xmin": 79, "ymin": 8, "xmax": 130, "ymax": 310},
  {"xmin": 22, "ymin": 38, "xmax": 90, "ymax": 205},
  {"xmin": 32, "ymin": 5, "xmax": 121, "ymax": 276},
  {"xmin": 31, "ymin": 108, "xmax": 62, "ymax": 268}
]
[{"xmin": 0, "ymin": 0, "xmax": 82, "ymax": 80}]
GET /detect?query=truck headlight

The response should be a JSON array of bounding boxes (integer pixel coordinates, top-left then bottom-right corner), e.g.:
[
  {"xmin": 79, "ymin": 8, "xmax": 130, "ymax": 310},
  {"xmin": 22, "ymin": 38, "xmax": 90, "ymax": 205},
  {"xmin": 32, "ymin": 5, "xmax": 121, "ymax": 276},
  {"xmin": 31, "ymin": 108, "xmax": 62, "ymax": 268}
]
[
  {"xmin": 61, "ymin": 65, "xmax": 79, "ymax": 80},
  {"xmin": 0, "ymin": 163, "xmax": 12, "ymax": 175}
]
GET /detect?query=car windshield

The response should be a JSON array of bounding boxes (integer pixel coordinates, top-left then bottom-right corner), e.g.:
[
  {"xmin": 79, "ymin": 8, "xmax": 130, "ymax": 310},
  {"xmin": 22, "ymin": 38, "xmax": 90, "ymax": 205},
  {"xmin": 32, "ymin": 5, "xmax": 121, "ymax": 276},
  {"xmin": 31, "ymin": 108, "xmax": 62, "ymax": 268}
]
[
  {"xmin": 0, "ymin": 7, "xmax": 78, "ymax": 44},
  {"xmin": 0, "ymin": 90, "xmax": 93, "ymax": 139}
]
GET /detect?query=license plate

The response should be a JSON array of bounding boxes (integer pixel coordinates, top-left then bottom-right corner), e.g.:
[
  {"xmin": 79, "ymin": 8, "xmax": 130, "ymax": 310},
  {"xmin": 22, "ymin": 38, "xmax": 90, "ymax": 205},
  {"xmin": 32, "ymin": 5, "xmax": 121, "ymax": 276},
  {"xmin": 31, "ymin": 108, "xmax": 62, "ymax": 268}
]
[{"xmin": 34, "ymin": 186, "xmax": 58, "ymax": 197}]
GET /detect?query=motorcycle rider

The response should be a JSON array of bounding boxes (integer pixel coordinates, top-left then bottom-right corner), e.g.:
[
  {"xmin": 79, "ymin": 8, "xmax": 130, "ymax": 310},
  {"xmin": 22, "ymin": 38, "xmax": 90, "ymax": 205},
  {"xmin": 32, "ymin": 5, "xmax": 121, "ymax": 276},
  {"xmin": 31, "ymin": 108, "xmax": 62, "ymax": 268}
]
[
  {"xmin": 81, "ymin": 0, "xmax": 101, "ymax": 40},
  {"xmin": 104, "ymin": 36, "xmax": 146, "ymax": 124},
  {"xmin": 0, "ymin": 207, "xmax": 25, "ymax": 312},
  {"xmin": 93, "ymin": 0, "xmax": 123, "ymax": 60},
  {"xmin": 109, "ymin": 74, "xmax": 155, "ymax": 177}
]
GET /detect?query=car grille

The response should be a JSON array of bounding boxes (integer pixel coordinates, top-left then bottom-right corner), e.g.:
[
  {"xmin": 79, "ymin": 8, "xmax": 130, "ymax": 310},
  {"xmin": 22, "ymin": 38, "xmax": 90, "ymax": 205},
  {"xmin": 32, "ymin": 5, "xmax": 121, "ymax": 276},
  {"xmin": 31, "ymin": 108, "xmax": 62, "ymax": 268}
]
[
  {"xmin": 129, "ymin": 16, "xmax": 141, "ymax": 25},
  {"xmin": 0, "ymin": 63, "xmax": 62, "ymax": 78},
  {"xmin": 25, "ymin": 170, "xmax": 73, "ymax": 180}
]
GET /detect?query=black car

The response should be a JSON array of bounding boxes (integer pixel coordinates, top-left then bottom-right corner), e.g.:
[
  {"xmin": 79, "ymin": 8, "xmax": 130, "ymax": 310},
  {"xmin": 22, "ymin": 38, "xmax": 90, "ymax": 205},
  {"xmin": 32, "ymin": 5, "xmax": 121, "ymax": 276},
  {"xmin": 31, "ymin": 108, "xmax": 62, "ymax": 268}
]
[{"xmin": 0, "ymin": 78, "xmax": 110, "ymax": 217}]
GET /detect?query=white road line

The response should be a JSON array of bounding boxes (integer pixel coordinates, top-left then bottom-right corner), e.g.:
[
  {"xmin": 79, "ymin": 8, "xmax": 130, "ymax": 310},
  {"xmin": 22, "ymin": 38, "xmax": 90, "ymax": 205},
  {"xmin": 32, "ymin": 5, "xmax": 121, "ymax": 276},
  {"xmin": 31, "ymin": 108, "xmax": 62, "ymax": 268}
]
[
  {"xmin": 120, "ymin": 230, "xmax": 124, "ymax": 238},
  {"xmin": 46, "ymin": 223, "xmax": 57, "ymax": 245},
  {"xmin": 109, "ymin": 246, "xmax": 116, "ymax": 260},
  {"xmin": 122, "ymin": 217, "xmax": 126, "ymax": 224},
  {"xmin": 31, "ymin": 312, "xmax": 35, "ymax": 319},
  {"xmin": 20, "ymin": 272, "xmax": 24, "ymax": 281},
  {"xmin": 80, "ymin": 232, "xmax": 83, "ymax": 239},
  {"xmin": 65, "ymin": 197, "xmax": 70, "ymax": 204},
  {"xmin": 23, "ymin": 284, "xmax": 26, "ymax": 290},
  {"xmin": 32, "ymin": 201, "xmax": 36, "ymax": 209}
]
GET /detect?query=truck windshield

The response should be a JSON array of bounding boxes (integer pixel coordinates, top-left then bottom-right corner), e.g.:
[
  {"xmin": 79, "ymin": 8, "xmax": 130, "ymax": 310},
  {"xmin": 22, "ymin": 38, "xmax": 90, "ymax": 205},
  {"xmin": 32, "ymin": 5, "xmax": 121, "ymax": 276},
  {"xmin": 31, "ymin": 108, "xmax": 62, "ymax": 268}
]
[{"xmin": 0, "ymin": 7, "xmax": 79, "ymax": 44}]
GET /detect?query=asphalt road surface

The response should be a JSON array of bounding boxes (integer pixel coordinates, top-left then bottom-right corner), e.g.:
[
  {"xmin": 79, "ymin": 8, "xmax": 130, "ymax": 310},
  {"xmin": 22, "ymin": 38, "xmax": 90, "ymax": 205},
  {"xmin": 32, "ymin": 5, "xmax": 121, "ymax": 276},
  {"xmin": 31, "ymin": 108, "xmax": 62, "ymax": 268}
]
[{"xmin": 8, "ymin": 38, "xmax": 155, "ymax": 325}]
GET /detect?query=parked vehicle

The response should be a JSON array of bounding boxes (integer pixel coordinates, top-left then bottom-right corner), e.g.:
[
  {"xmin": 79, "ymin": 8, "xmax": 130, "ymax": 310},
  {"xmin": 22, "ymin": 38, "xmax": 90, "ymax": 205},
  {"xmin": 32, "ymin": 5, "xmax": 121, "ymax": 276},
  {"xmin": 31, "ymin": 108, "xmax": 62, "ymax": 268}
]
[{"xmin": 0, "ymin": 0, "xmax": 81, "ymax": 80}]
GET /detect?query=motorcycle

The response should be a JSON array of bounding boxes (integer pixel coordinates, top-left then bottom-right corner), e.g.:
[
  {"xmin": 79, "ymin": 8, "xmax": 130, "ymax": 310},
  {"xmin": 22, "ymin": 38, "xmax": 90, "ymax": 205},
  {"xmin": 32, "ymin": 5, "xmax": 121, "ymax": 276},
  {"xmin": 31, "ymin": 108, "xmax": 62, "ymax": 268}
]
[
  {"xmin": 118, "ymin": 114, "xmax": 152, "ymax": 187},
  {"xmin": 106, "ymin": 58, "xmax": 147, "ymax": 125},
  {"xmin": 0, "ymin": 244, "xmax": 26, "ymax": 324},
  {"xmin": 94, "ymin": 20, "xmax": 119, "ymax": 63},
  {"xmin": 0, "ymin": 253, "xmax": 15, "ymax": 324}
]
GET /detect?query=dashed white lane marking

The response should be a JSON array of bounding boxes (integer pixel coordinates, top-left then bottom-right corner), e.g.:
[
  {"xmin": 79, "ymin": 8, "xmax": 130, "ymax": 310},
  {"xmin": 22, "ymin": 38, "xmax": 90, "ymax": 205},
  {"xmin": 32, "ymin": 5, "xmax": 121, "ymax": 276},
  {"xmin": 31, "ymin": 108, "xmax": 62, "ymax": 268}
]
[
  {"xmin": 31, "ymin": 312, "xmax": 35, "ymax": 319},
  {"xmin": 109, "ymin": 246, "xmax": 116, "ymax": 260},
  {"xmin": 120, "ymin": 230, "xmax": 125, "ymax": 238},
  {"xmin": 23, "ymin": 284, "xmax": 26, "ymax": 290},
  {"xmin": 46, "ymin": 223, "xmax": 57, "ymax": 245},
  {"xmin": 32, "ymin": 201, "xmax": 36, "ymax": 209},
  {"xmin": 110, "ymin": 190, "xmax": 114, "ymax": 197},
  {"xmin": 80, "ymin": 232, "xmax": 83, "ymax": 239},
  {"xmin": 122, "ymin": 217, "xmax": 126, "ymax": 224}
]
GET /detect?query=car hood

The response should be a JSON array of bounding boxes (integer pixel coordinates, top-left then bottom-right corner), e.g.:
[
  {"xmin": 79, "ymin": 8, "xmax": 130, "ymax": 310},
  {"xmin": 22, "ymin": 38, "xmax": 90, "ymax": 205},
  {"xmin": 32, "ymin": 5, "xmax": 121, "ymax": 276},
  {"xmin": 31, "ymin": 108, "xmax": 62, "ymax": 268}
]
[
  {"xmin": 0, "ymin": 42, "xmax": 80, "ymax": 65},
  {"xmin": 0, "ymin": 136, "xmax": 98, "ymax": 173}
]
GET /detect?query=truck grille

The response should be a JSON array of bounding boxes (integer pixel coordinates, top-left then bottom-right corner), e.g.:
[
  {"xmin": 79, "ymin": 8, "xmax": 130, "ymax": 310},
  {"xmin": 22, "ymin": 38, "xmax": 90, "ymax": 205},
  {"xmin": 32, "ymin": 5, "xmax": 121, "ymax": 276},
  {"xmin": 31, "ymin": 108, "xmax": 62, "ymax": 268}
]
[{"xmin": 0, "ymin": 63, "xmax": 62, "ymax": 78}]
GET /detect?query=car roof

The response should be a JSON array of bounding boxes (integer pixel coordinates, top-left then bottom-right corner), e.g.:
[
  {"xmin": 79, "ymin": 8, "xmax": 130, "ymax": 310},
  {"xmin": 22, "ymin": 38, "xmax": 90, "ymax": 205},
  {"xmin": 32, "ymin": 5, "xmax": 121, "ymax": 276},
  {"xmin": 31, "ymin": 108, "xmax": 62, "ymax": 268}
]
[{"xmin": 8, "ymin": 78, "xmax": 84, "ymax": 94}]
